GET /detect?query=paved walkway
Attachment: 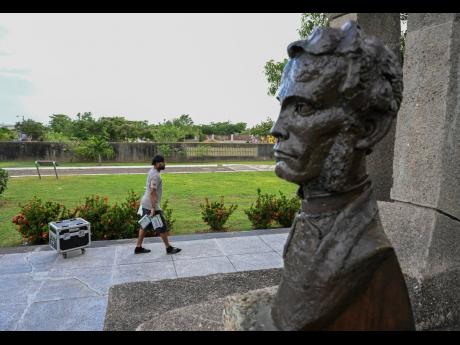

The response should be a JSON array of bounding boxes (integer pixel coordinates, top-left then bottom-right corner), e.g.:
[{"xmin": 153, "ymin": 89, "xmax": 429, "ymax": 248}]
[
  {"xmin": 5, "ymin": 164, "xmax": 275, "ymax": 177},
  {"xmin": 0, "ymin": 229, "xmax": 288, "ymax": 331}
]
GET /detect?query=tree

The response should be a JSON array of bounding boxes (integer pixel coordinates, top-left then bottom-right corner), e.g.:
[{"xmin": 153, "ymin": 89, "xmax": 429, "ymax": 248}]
[
  {"xmin": 198, "ymin": 121, "xmax": 247, "ymax": 136},
  {"xmin": 15, "ymin": 119, "xmax": 46, "ymax": 141},
  {"xmin": 43, "ymin": 131, "xmax": 71, "ymax": 142},
  {"xmin": 400, "ymin": 13, "xmax": 408, "ymax": 63},
  {"xmin": 171, "ymin": 114, "xmax": 200, "ymax": 140},
  {"xmin": 264, "ymin": 58, "xmax": 289, "ymax": 97},
  {"xmin": 172, "ymin": 114, "xmax": 194, "ymax": 128},
  {"xmin": 297, "ymin": 13, "xmax": 329, "ymax": 39},
  {"xmin": 0, "ymin": 168, "xmax": 8, "ymax": 196},
  {"xmin": 49, "ymin": 114, "xmax": 73, "ymax": 137},
  {"xmin": 99, "ymin": 116, "xmax": 127, "ymax": 142},
  {"xmin": 150, "ymin": 123, "xmax": 186, "ymax": 143},
  {"xmin": 72, "ymin": 112, "xmax": 103, "ymax": 140},
  {"xmin": 0, "ymin": 127, "xmax": 16, "ymax": 141},
  {"xmin": 264, "ymin": 13, "xmax": 408, "ymax": 96},
  {"xmin": 74, "ymin": 135, "xmax": 115, "ymax": 164},
  {"xmin": 264, "ymin": 13, "xmax": 329, "ymax": 97},
  {"xmin": 250, "ymin": 117, "xmax": 274, "ymax": 137}
]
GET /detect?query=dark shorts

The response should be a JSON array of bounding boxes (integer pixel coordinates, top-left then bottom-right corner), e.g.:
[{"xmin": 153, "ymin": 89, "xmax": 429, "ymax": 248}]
[{"xmin": 141, "ymin": 208, "xmax": 168, "ymax": 233}]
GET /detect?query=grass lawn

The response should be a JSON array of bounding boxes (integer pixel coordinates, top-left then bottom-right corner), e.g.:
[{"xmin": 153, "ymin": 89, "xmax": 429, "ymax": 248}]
[
  {"xmin": 0, "ymin": 160, "xmax": 275, "ymax": 168},
  {"xmin": 0, "ymin": 171, "xmax": 296, "ymax": 247}
]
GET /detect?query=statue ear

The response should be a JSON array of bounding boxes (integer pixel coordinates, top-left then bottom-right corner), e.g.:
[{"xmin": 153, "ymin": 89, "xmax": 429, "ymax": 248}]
[{"xmin": 355, "ymin": 114, "xmax": 393, "ymax": 151}]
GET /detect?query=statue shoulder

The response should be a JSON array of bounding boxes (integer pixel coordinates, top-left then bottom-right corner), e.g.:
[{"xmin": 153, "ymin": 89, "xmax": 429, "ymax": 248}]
[{"xmin": 345, "ymin": 217, "xmax": 394, "ymax": 271}]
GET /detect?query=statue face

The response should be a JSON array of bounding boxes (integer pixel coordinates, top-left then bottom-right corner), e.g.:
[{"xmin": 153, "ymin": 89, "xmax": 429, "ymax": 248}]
[{"xmin": 271, "ymin": 54, "xmax": 358, "ymax": 185}]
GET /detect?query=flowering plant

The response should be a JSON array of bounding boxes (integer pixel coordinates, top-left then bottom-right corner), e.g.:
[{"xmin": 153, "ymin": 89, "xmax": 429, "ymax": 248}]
[
  {"xmin": 200, "ymin": 196, "xmax": 237, "ymax": 231},
  {"xmin": 12, "ymin": 197, "xmax": 72, "ymax": 245}
]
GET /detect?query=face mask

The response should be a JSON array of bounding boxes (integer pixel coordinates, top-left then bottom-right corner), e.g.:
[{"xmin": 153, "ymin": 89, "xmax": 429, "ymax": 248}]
[{"xmin": 159, "ymin": 163, "xmax": 165, "ymax": 170}]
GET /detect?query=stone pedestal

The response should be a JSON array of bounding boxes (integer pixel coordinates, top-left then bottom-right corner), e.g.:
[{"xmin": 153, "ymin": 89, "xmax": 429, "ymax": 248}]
[
  {"xmin": 380, "ymin": 13, "xmax": 460, "ymax": 330},
  {"xmin": 379, "ymin": 201, "xmax": 460, "ymax": 329},
  {"xmin": 222, "ymin": 286, "xmax": 278, "ymax": 331}
]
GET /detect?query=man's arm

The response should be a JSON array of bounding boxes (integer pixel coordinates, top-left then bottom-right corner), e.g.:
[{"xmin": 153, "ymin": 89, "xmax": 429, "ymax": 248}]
[
  {"xmin": 149, "ymin": 188, "xmax": 157, "ymax": 215},
  {"xmin": 148, "ymin": 174, "xmax": 159, "ymax": 215}
]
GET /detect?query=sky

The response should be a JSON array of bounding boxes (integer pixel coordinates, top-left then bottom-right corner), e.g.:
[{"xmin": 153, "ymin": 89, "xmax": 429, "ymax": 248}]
[{"xmin": 0, "ymin": 13, "xmax": 302, "ymax": 127}]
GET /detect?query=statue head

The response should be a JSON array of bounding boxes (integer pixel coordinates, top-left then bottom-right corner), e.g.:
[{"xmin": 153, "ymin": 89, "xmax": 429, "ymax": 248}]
[{"xmin": 271, "ymin": 21, "xmax": 402, "ymax": 194}]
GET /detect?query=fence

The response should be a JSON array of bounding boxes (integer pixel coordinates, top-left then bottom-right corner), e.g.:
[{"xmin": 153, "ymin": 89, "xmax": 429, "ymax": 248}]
[{"xmin": 0, "ymin": 141, "xmax": 275, "ymax": 163}]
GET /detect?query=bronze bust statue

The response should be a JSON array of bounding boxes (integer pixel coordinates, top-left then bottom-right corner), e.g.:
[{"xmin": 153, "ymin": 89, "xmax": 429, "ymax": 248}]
[{"xmin": 223, "ymin": 21, "xmax": 414, "ymax": 331}]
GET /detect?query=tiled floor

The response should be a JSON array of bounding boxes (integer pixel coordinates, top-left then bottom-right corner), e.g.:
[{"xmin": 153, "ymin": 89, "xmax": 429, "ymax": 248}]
[{"xmin": 0, "ymin": 231, "xmax": 288, "ymax": 331}]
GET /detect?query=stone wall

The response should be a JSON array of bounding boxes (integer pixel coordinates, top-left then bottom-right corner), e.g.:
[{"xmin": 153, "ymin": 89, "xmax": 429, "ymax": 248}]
[
  {"xmin": 0, "ymin": 141, "xmax": 274, "ymax": 162},
  {"xmin": 379, "ymin": 13, "xmax": 460, "ymax": 330}
]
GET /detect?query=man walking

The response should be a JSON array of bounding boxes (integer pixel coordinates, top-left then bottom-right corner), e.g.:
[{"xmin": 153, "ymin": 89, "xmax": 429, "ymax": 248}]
[{"xmin": 135, "ymin": 155, "xmax": 181, "ymax": 255}]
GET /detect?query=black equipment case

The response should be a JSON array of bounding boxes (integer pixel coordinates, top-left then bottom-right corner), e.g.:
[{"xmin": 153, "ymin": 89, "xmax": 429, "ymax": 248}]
[{"xmin": 49, "ymin": 218, "xmax": 91, "ymax": 258}]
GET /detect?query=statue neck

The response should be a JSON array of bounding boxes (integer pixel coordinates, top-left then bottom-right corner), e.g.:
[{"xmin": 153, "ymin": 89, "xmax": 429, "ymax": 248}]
[{"xmin": 301, "ymin": 176, "xmax": 371, "ymax": 215}]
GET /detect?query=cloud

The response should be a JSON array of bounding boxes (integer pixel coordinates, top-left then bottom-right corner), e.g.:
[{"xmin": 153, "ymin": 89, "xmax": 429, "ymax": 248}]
[
  {"xmin": 0, "ymin": 74, "xmax": 34, "ymax": 122},
  {"xmin": 0, "ymin": 25, "xmax": 11, "ymax": 55},
  {"xmin": 0, "ymin": 25, "xmax": 7, "ymax": 40},
  {"xmin": 0, "ymin": 13, "xmax": 300, "ymax": 126},
  {"xmin": 0, "ymin": 68, "xmax": 30, "ymax": 75},
  {"xmin": 0, "ymin": 74, "xmax": 34, "ymax": 96}
]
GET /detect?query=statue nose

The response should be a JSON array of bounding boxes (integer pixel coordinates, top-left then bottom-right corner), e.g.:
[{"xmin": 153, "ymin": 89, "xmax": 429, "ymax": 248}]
[{"xmin": 270, "ymin": 121, "xmax": 289, "ymax": 140}]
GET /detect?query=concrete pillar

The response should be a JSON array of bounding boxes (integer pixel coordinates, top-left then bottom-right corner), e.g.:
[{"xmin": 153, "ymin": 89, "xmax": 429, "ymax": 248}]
[
  {"xmin": 379, "ymin": 13, "xmax": 460, "ymax": 330},
  {"xmin": 326, "ymin": 13, "xmax": 401, "ymax": 202}
]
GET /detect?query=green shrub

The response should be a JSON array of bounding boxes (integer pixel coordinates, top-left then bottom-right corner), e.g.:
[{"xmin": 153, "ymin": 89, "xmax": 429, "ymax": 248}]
[
  {"xmin": 74, "ymin": 135, "xmax": 115, "ymax": 164},
  {"xmin": 161, "ymin": 199, "xmax": 176, "ymax": 231},
  {"xmin": 200, "ymin": 196, "xmax": 237, "ymax": 231},
  {"xmin": 274, "ymin": 191, "xmax": 300, "ymax": 227},
  {"xmin": 73, "ymin": 195, "xmax": 110, "ymax": 239},
  {"xmin": 0, "ymin": 168, "xmax": 9, "ymax": 196},
  {"xmin": 0, "ymin": 127, "xmax": 16, "ymax": 141},
  {"xmin": 100, "ymin": 191, "xmax": 140, "ymax": 240},
  {"xmin": 12, "ymin": 197, "xmax": 73, "ymax": 245},
  {"xmin": 244, "ymin": 188, "xmax": 278, "ymax": 229},
  {"xmin": 11, "ymin": 190, "xmax": 181, "ymax": 244},
  {"xmin": 42, "ymin": 131, "xmax": 71, "ymax": 142},
  {"xmin": 157, "ymin": 144, "xmax": 172, "ymax": 157}
]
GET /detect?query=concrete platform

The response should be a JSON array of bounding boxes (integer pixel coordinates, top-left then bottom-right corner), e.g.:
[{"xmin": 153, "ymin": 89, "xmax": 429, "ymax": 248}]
[{"xmin": 0, "ymin": 230, "xmax": 287, "ymax": 331}]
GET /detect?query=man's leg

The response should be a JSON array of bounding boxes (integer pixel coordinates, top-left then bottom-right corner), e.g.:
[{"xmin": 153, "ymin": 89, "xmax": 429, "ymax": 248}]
[
  {"xmin": 134, "ymin": 227, "xmax": 151, "ymax": 254},
  {"xmin": 159, "ymin": 231, "xmax": 181, "ymax": 254},
  {"xmin": 159, "ymin": 232, "xmax": 170, "ymax": 248},
  {"xmin": 157, "ymin": 211, "xmax": 181, "ymax": 254},
  {"xmin": 136, "ymin": 227, "xmax": 146, "ymax": 248}
]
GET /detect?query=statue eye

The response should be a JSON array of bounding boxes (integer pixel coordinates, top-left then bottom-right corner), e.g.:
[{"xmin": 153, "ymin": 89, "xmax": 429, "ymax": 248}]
[{"xmin": 294, "ymin": 102, "xmax": 312, "ymax": 115}]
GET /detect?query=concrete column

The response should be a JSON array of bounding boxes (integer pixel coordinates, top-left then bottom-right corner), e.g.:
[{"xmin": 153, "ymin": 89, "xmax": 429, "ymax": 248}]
[
  {"xmin": 379, "ymin": 13, "xmax": 460, "ymax": 330},
  {"xmin": 326, "ymin": 13, "xmax": 401, "ymax": 202}
]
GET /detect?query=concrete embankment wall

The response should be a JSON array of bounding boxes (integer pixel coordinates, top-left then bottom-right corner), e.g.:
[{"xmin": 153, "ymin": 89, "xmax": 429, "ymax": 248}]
[{"xmin": 0, "ymin": 141, "xmax": 275, "ymax": 163}]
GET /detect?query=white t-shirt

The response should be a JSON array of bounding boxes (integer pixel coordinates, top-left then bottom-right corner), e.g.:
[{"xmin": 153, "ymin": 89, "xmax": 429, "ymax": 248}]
[{"xmin": 140, "ymin": 168, "xmax": 162, "ymax": 211}]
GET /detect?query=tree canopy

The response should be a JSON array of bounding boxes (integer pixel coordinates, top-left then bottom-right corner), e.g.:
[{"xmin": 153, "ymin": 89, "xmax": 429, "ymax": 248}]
[
  {"xmin": 15, "ymin": 119, "xmax": 46, "ymax": 141},
  {"xmin": 263, "ymin": 13, "xmax": 329, "ymax": 97}
]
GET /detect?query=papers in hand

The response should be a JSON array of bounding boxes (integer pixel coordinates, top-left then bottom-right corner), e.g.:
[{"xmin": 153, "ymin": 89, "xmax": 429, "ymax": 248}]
[
  {"xmin": 138, "ymin": 213, "xmax": 164, "ymax": 230},
  {"xmin": 138, "ymin": 214, "xmax": 151, "ymax": 229},
  {"xmin": 150, "ymin": 214, "xmax": 164, "ymax": 229}
]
